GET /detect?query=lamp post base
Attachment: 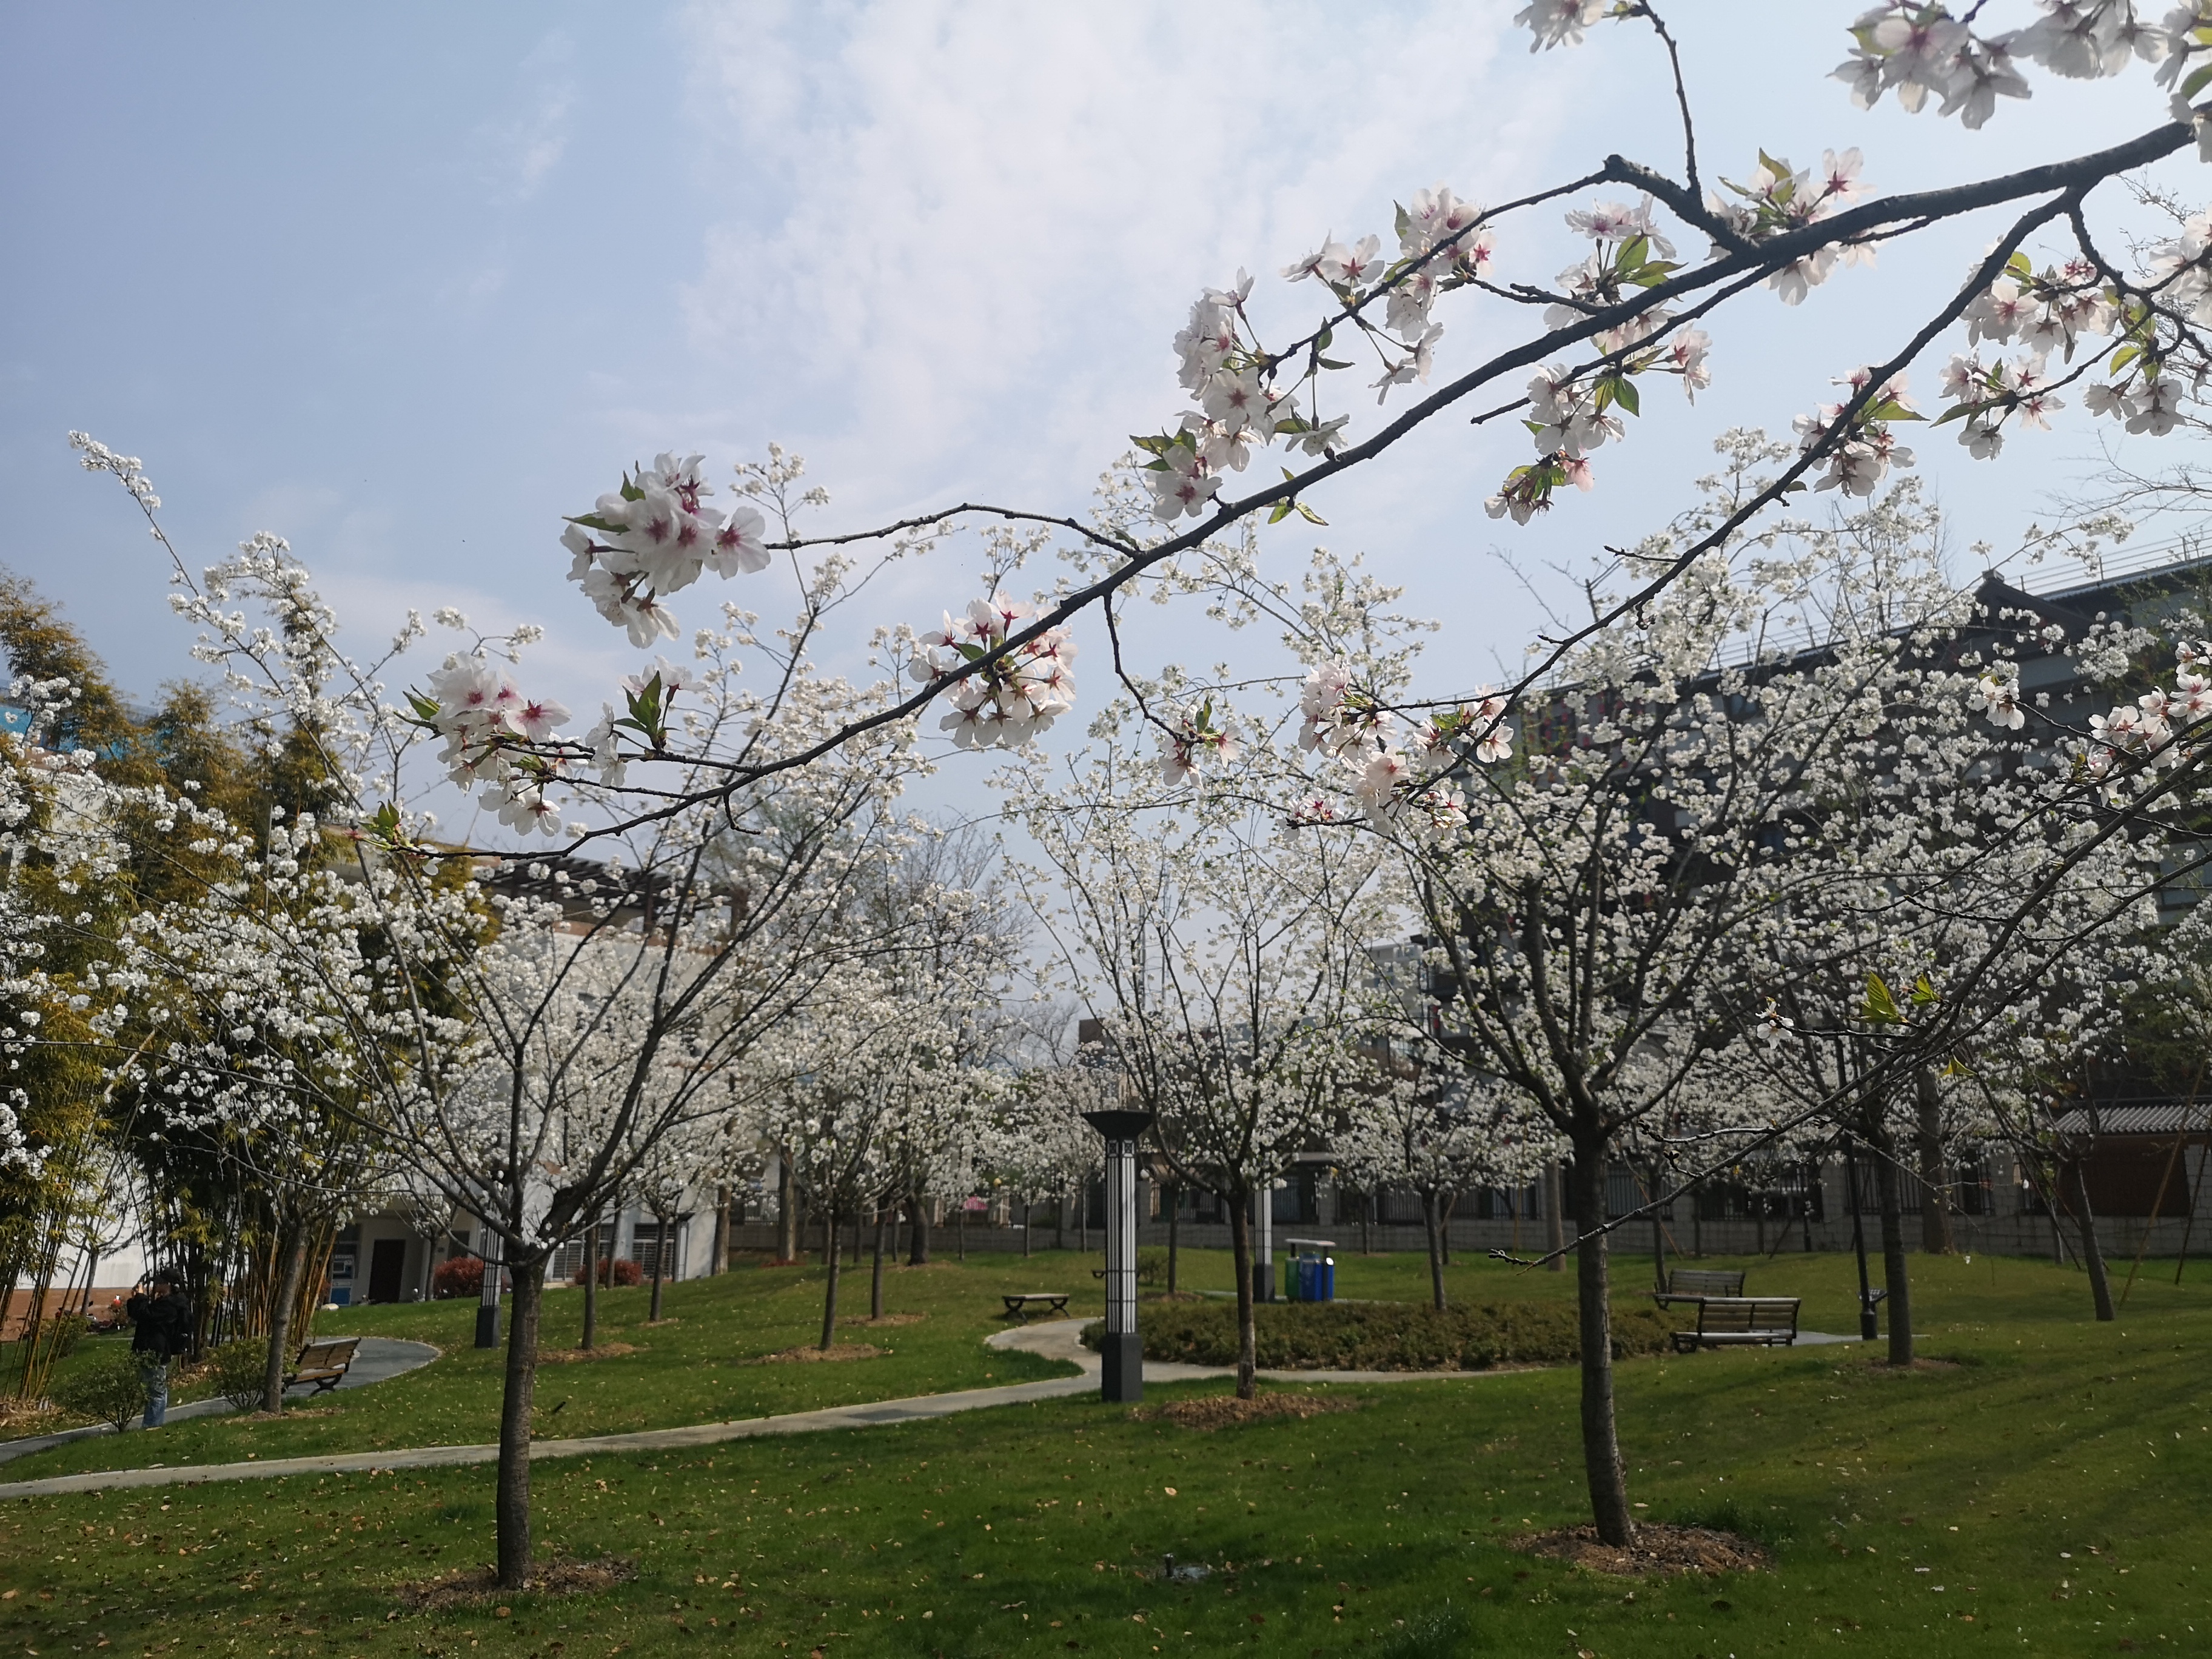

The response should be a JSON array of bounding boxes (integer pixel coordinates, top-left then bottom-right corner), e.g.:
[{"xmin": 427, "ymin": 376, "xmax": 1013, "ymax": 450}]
[
  {"xmin": 475, "ymin": 1304, "xmax": 502, "ymax": 1350},
  {"xmin": 1098, "ymin": 1331, "xmax": 1142, "ymax": 1402}
]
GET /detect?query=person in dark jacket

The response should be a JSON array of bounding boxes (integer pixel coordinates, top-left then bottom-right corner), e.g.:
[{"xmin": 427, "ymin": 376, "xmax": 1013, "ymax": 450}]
[{"xmin": 125, "ymin": 1272, "xmax": 190, "ymax": 1428}]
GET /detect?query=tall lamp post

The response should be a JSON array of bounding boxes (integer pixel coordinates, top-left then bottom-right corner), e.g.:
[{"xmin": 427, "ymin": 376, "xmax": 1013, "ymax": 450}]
[{"xmin": 1083, "ymin": 1108, "xmax": 1155, "ymax": 1402}]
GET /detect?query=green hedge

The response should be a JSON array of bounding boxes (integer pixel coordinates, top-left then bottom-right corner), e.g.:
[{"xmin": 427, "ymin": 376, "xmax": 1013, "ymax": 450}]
[{"xmin": 1084, "ymin": 1298, "xmax": 1674, "ymax": 1370}]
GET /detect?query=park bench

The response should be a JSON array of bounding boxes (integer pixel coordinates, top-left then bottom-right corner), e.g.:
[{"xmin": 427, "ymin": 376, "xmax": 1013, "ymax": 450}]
[
  {"xmin": 284, "ymin": 1336, "xmax": 363, "ymax": 1393},
  {"xmin": 1653, "ymin": 1268, "xmax": 1747, "ymax": 1306},
  {"xmin": 1671, "ymin": 1296, "xmax": 1800, "ymax": 1353},
  {"xmin": 1000, "ymin": 1293, "xmax": 1071, "ymax": 1322}
]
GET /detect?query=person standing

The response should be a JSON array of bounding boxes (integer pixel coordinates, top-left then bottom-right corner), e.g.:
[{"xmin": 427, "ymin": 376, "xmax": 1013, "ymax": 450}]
[{"xmin": 125, "ymin": 1272, "xmax": 190, "ymax": 1429}]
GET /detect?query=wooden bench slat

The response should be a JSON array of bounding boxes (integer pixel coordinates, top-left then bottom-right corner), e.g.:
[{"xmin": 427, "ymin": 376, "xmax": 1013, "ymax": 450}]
[{"xmin": 1672, "ymin": 1296, "xmax": 1800, "ymax": 1353}]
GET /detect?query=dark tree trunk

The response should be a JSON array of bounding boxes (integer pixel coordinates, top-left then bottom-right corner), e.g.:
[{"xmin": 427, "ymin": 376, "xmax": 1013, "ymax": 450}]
[
  {"xmin": 1650, "ymin": 1161, "xmax": 1668, "ymax": 1294},
  {"xmin": 495, "ymin": 1255, "xmax": 546, "ymax": 1590},
  {"xmin": 1568, "ymin": 1148, "xmax": 1635, "ymax": 1546},
  {"xmin": 818, "ymin": 1202, "xmax": 842, "ymax": 1350},
  {"xmin": 1916, "ymin": 1068, "xmax": 1955, "ymax": 1254},
  {"xmin": 648, "ymin": 1210, "xmax": 667, "ymax": 1322},
  {"xmin": 1438, "ymin": 1189, "xmax": 1453, "ymax": 1267},
  {"xmin": 957, "ymin": 1201, "xmax": 967, "ymax": 1262},
  {"xmin": 1228, "ymin": 1190, "xmax": 1258, "ymax": 1399},
  {"xmin": 260, "ymin": 1221, "xmax": 312, "ymax": 1415},
  {"xmin": 712, "ymin": 1185, "xmax": 731, "ymax": 1275},
  {"xmin": 907, "ymin": 1188, "xmax": 930, "ymax": 1265},
  {"xmin": 1167, "ymin": 1185, "xmax": 1180, "ymax": 1292},
  {"xmin": 1421, "ymin": 1188, "xmax": 1448, "ymax": 1312},
  {"xmin": 1869, "ymin": 1121, "xmax": 1915, "ymax": 1366},
  {"xmin": 1021, "ymin": 1197, "xmax": 1031, "ymax": 1258},
  {"xmin": 870, "ymin": 1204, "xmax": 888, "ymax": 1321},
  {"xmin": 580, "ymin": 1210, "xmax": 600, "ymax": 1351},
  {"xmin": 1545, "ymin": 1161, "xmax": 1566, "ymax": 1272},
  {"xmin": 2068, "ymin": 1159, "xmax": 2117, "ymax": 1321}
]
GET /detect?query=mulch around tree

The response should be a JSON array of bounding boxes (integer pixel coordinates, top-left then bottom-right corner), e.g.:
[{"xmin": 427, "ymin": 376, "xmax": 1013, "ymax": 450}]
[
  {"xmin": 1517, "ymin": 1523, "xmax": 1769, "ymax": 1576},
  {"xmin": 394, "ymin": 1555, "xmax": 637, "ymax": 1610},
  {"xmin": 748, "ymin": 1342, "xmax": 884, "ymax": 1364},
  {"xmin": 1133, "ymin": 1393, "xmax": 1364, "ymax": 1431},
  {"xmin": 538, "ymin": 1342, "xmax": 639, "ymax": 1364}
]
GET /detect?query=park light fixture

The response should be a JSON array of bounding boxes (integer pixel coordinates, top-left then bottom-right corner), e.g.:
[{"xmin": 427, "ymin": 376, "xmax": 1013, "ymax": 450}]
[{"xmin": 1082, "ymin": 1105, "xmax": 1156, "ymax": 1403}]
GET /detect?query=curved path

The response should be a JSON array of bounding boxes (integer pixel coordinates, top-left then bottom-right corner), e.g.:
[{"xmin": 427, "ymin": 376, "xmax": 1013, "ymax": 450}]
[
  {"xmin": 0, "ymin": 1318, "xmax": 1851, "ymax": 1502},
  {"xmin": 0, "ymin": 1319, "xmax": 1505, "ymax": 1501},
  {"xmin": 0, "ymin": 1338, "xmax": 441, "ymax": 1470}
]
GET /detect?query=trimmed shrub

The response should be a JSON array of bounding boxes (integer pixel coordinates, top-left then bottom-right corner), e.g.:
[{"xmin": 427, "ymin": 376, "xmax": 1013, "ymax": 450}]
[
  {"xmin": 50, "ymin": 1341, "xmax": 149, "ymax": 1430},
  {"xmin": 591, "ymin": 1258, "xmax": 643, "ymax": 1288},
  {"xmin": 1085, "ymin": 1297, "xmax": 1674, "ymax": 1370},
  {"xmin": 1135, "ymin": 1248, "xmax": 1171, "ymax": 1287},
  {"xmin": 204, "ymin": 1338, "xmax": 270, "ymax": 1410},
  {"xmin": 431, "ymin": 1256, "xmax": 483, "ymax": 1299}
]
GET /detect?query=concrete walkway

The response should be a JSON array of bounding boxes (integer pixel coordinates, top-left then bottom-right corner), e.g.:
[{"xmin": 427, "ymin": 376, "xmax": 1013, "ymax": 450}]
[
  {"xmin": 0, "ymin": 1338, "xmax": 441, "ymax": 1469},
  {"xmin": 0, "ymin": 1319, "xmax": 1858, "ymax": 1503}
]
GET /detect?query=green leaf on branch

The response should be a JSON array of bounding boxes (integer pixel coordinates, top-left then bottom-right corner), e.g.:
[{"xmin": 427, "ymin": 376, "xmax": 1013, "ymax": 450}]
[
  {"xmin": 1610, "ymin": 377, "xmax": 1641, "ymax": 417},
  {"xmin": 1862, "ymin": 973, "xmax": 1904, "ymax": 1026},
  {"xmin": 1910, "ymin": 974, "xmax": 1939, "ymax": 1009},
  {"xmin": 404, "ymin": 691, "xmax": 441, "ymax": 724}
]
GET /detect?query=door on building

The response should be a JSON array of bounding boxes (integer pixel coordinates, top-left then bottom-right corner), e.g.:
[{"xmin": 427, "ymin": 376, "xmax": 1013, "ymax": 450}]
[{"xmin": 367, "ymin": 1238, "xmax": 407, "ymax": 1303}]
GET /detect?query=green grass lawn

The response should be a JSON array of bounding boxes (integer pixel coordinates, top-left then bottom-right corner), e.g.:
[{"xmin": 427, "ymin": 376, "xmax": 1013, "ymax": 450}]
[{"xmin": 4, "ymin": 1248, "xmax": 2210, "ymax": 1655}]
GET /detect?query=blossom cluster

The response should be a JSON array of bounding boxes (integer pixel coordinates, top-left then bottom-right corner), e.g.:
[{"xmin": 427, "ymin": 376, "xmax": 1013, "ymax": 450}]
[
  {"xmin": 1486, "ymin": 197, "xmax": 1710, "ymax": 523},
  {"xmin": 561, "ymin": 452, "xmax": 770, "ymax": 646},
  {"xmin": 1296, "ymin": 659, "xmax": 1513, "ymax": 829},
  {"xmin": 1143, "ymin": 185, "xmax": 1494, "ymax": 523},
  {"xmin": 1793, "ymin": 368, "xmax": 1921, "ymax": 497},
  {"xmin": 1706, "ymin": 149, "xmax": 1874, "ymax": 306},
  {"xmin": 413, "ymin": 654, "xmax": 574, "ymax": 836},
  {"xmin": 1832, "ymin": 2, "xmax": 2212, "ymax": 139},
  {"xmin": 2082, "ymin": 642, "xmax": 2212, "ymax": 783},
  {"xmin": 910, "ymin": 593, "xmax": 1077, "ymax": 749},
  {"xmin": 1159, "ymin": 699, "xmax": 1238, "ymax": 785}
]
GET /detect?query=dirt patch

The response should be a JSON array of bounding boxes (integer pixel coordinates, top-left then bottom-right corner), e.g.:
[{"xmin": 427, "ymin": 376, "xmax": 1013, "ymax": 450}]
[
  {"xmin": 235, "ymin": 1407, "xmax": 336, "ymax": 1423},
  {"xmin": 748, "ymin": 1342, "xmax": 884, "ymax": 1364},
  {"xmin": 1517, "ymin": 1523, "xmax": 1769, "ymax": 1577},
  {"xmin": 538, "ymin": 1342, "xmax": 639, "ymax": 1364},
  {"xmin": 1133, "ymin": 1392, "xmax": 1364, "ymax": 1430},
  {"xmin": 839, "ymin": 1312, "xmax": 926, "ymax": 1327},
  {"xmin": 394, "ymin": 1555, "xmax": 637, "ymax": 1610}
]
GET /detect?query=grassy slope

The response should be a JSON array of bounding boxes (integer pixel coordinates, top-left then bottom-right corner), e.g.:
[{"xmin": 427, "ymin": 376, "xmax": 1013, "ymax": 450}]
[{"xmin": 3, "ymin": 1249, "xmax": 2210, "ymax": 1656}]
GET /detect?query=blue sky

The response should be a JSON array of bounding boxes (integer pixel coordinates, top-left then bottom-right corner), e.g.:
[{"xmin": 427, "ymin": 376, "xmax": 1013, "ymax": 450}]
[{"xmin": 2, "ymin": 2, "xmax": 2204, "ymax": 837}]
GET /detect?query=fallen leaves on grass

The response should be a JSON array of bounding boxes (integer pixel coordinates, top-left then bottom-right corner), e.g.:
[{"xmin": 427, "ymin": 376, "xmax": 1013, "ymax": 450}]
[
  {"xmin": 393, "ymin": 1555, "xmax": 637, "ymax": 1610},
  {"xmin": 1133, "ymin": 1392, "xmax": 1363, "ymax": 1430},
  {"xmin": 840, "ymin": 1312, "xmax": 927, "ymax": 1328},
  {"xmin": 1517, "ymin": 1523, "xmax": 1769, "ymax": 1577},
  {"xmin": 748, "ymin": 1342, "xmax": 884, "ymax": 1364},
  {"xmin": 234, "ymin": 1407, "xmax": 336, "ymax": 1422},
  {"xmin": 538, "ymin": 1342, "xmax": 639, "ymax": 1364}
]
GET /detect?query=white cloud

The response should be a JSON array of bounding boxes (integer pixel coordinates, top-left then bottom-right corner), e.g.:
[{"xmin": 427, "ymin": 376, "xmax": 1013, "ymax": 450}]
[{"xmin": 675, "ymin": 0, "xmax": 1571, "ymax": 517}]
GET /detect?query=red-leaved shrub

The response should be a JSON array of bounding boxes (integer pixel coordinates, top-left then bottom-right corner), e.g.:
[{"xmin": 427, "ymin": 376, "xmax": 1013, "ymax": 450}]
[{"xmin": 431, "ymin": 1256, "xmax": 482, "ymax": 1299}]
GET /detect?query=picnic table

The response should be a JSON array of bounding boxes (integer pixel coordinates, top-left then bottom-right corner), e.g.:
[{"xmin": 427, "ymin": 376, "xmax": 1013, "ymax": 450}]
[
  {"xmin": 1652, "ymin": 1267, "xmax": 1747, "ymax": 1307},
  {"xmin": 1000, "ymin": 1293, "xmax": 1070, "ymax": 1322},
  {"xmin": 1671, "ymin": 1296, "xmax": 1801, "ymax": 1353},
  {"xmin": 284, "ymin": 1335, "xmax": 363, "ymax": 1393}
]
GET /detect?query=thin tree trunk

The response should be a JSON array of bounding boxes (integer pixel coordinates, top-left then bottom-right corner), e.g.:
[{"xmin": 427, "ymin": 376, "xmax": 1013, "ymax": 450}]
[
  {"xmin": 2068, "ymin": 1159, "xmax": 2117, "ymax": 1321},
  {"xmin": 1869, "ymin": 1121, "xmax": 1915, "ymax": 1366},
  {"xmin": 819, "ymin": 1202, "xmax": 842, "ymax": 1350},
  {"xmin": 1167, "ymin": 1185, "xmax": 1180, "ymax": 1293},
  {"xmin": 648, "ymin": 1211, "xmax": 667, "ymax": 1323},
  {"xmin": 907, "ymin": 1188, "xmax": 930, "ymax": 1265},
  {"xmin": 1545, "ymin": 1161, "xmax": 1565, "ymax": 1273},
  {"xmin": 1916, "ymin": 1068, "xmax": 1955, "ymax": 1254},
  {"xmin": 1422, "ymin": 1188, "xmax": 1448, "ymax": 1311},
  {"xmin": 777, "ymin": 1162, "xmax": 799, "ymax": 1263},
  {"xmin": 260, "ymin": 1222, "xmax": 312, "ymax": 1415},
  {"xmin": 1021, "ymin": 1197, "xmax": 1031, "ymax": 1259},
  {"xmin": 870, "ymin": 1204, "xmax": 888, "ymax": 1321},
  {"xmin": 1569, "ymin": 1148, "xmax": 1635, "ymax": 1546},
  {"xmin": 1439, "ymin": 1189, "xmax": 1453, "ymax": 1267},
  {"xmin": 495, "ymin": 1255, "xmax": 546, "ymax": 1590},
  {"xmin": 713, "ymin": 1185, "xmax": 731, "ymax": 1275},
  {"xmin": 1228, "ymin": 1190, "xmax": 1258, "ymax": 1400},
  {"xmin": 1650, "ymin": 1161, "xmax": 1668, "ymax": 1295},
  {"xmin": 957, "ymin": 1201, "xmax": 967, "ymax": 1262},
  {"xmin": 580, "ymin": 1211, "xmax": 600, "ymax": 1351}
]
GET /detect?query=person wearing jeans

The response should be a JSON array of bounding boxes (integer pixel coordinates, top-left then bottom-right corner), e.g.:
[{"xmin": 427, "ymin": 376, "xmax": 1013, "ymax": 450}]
[{"xmin": 125, "ymin": 1272, "xmax": 190, "ymax": 1429}]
